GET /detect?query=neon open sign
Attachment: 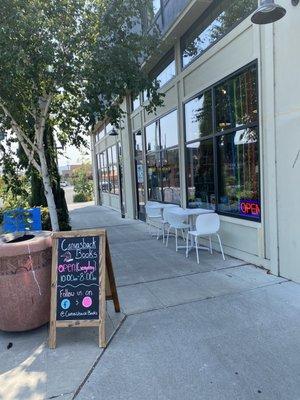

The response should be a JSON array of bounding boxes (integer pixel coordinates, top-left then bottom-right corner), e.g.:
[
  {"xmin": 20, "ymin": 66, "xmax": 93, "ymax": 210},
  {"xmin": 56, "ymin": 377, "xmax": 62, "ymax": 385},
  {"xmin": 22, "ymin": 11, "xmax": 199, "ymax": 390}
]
[{"xmin": 240, "ymin": 199, "xmax": 261, "ymax": 219}]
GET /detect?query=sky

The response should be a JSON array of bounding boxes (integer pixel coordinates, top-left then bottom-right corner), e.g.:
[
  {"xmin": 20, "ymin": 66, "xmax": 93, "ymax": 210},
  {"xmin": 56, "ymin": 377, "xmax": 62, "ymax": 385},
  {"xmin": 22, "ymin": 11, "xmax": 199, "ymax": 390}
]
[{"xmin": 58, "ymin": 144, "xmax": 91, "ymax": 170}]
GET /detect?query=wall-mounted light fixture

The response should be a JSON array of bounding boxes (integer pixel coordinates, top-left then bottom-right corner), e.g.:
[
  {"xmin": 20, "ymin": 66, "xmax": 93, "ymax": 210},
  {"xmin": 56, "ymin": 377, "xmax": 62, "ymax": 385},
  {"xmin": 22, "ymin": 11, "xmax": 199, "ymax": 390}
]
[
  {"xmin": 251, "ymin": 0, "xmax": 286, "ymax": 24},
  {"xmin": 109, "ymin": 128, "xmax": 118, "ymax": 136}
]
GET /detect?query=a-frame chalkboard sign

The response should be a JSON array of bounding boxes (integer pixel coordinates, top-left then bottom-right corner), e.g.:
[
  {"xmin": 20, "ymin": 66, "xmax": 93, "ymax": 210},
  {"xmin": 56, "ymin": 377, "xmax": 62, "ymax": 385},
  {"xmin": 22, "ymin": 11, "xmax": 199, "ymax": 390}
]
[{"xmin": 49, "ymin": 229, "xmax": 120, "ymax": 349}]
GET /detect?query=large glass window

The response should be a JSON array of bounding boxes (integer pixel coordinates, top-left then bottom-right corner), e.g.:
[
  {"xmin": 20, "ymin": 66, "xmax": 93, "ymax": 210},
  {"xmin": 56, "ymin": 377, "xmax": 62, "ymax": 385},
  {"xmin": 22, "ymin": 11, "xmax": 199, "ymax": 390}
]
[
  {"xmin": 152, "ymin": 0, "xmax": 161, "ymax": 15},
  {"xmin": 98, "ymin": 151, "xmax": 109, "ymax": 193},
  {"xmin": 186, "ymin": 140, "xmax": 215, "ymax": 209},
  {"xmin": 106, "ymin": 123, "xmax": 113, "ymax": 135},
  {"xmin": 131, "ymin": 95, "xmax": 141, "ymax": 112},
  {"xmin": 97, "ymin": 153, "xmax": 102, "ymax": 188},
  {"xmin": 184, "ymin": 63, "xmax": 260, "ymax": 220},
  {"xmin": 98, "ymin": 145, "xmax": 119, "ymax": 196},
  {"xmin": 146, "ymin": 121, "xmax": 160, "ymax": 152},
  {"xmin": 146, "ymin": 152, "xmax": 162, "ymax": 202},
  {"xmin": 218, "ymin": 128, "xmax": 260, "ymax": 218},
  {"xmin": 112, "ymin": 145, "xmax": 119, "ymax": 195},
  {"xmin": 215, "ymin": 65, "xmax": 258, "ymax": 131},
  {"xmin": 161, "ymin": 148, "xmax": 181, "ymax": 204},
  {"xmin": 156, "ymin": 59, "xmax": 176, "ymax": 88},
  {"xmin": 107, "ymin": 145, "xmax": 119, "ymax": 195},
  {"xmin": 160, "ymin": 109, "xmax": 178, "ymax": 149},
  {"xmin": 146, "ymin": 110, "xmax": 180, "ymax": 204},
  {"xmin": 185, "ymin": 91, "xmax": 213, "ymax": 142},
  {"xmin": 151, "ymin": 51, "xmax": 176, "ymax": 89},
  {"xmin": 97, "ymin": 128, "xmax": 105, "ymax": 142},
  {"xmin": 134, "ymin": 132, "xmax": 146, "ymax": 220},
  {"xmin": 181, "ymin": 0, "xmax": 257, "ymax": 68}
]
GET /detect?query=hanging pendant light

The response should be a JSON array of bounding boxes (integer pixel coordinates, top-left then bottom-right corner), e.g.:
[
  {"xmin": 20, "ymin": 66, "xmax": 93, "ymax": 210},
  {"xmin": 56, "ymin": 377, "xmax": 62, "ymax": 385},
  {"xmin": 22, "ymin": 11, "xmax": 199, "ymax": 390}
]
[
  {"xmin": 109, "ymin": 128, "xmax": 118, "ymax": 136},
  {"xmin": 251, "ymin": 0, "xmax": 286, "ymax": 24}
]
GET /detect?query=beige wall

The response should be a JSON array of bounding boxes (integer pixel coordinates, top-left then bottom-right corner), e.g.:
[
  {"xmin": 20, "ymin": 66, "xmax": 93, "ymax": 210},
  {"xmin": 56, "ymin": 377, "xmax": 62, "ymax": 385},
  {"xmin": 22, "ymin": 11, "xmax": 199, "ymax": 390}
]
[
  {"xmin": 92, "ymin": 3, "xmax": 300, "ymax": 282},
  {"xmin": 273, "ymin": 0, "xmax": 300, "ymax": 282}
]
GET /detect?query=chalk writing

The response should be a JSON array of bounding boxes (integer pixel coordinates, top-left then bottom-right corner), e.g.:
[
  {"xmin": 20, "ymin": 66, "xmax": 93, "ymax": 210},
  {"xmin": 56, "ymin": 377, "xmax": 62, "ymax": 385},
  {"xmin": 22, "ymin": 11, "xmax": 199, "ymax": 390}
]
[{"xmin": 56, "ymin": 236, "xmax": 100, "ymax": 321}]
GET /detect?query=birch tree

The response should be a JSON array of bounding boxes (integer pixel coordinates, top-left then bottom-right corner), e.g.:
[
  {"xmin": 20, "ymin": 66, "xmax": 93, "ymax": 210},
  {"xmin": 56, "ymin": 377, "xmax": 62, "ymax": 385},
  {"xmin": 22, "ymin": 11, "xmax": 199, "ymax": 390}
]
[{"xmin": 0, "ymin": 0, "xmax": 162, "ymax": 231}]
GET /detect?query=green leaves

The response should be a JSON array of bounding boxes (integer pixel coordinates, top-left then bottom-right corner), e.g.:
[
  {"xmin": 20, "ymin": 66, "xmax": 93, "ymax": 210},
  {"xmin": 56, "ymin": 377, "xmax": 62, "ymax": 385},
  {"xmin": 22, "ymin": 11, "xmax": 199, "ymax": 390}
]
[{"xmin": 1, "ymin": 0, "xmax": 163, "ymax": 147}]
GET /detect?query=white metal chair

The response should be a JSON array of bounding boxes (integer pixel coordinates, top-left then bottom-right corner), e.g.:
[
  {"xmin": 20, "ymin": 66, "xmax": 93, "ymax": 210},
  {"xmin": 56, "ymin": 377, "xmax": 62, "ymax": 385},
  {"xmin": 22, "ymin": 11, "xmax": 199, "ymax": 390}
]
[
  {"xmin": 186, "ymin": 213, "xmax": 225, "ymax": 263},
  {"xmin": 161, "ymin": 205, "xmax": 180, "ymax": 243},
  {"xmin": 165, "ymin": 209, "xmax": 190, "ymax": 252},
  {"xmin": 145, "ymin": 203, "xmax": 163, "ymax": 239}
]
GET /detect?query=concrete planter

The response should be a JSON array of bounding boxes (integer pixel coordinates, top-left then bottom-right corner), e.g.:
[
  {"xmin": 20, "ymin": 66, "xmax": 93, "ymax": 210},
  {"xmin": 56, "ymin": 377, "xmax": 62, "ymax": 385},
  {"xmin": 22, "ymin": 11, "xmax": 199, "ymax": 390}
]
[{"xmin": 0, "ymin": 231, "xmax": 52, "ymax": 332}]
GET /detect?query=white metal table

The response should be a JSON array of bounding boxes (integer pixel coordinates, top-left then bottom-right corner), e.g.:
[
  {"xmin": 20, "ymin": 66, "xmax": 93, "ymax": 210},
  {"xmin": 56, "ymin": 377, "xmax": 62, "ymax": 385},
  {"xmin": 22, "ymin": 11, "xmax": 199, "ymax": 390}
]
[
  {"xmin": 146, "ymin": 203, "xmax": 179, "ymax": 240},
  {"xmin": 167, "ymin": 207, "xmax": 215, "ymax": 252}
]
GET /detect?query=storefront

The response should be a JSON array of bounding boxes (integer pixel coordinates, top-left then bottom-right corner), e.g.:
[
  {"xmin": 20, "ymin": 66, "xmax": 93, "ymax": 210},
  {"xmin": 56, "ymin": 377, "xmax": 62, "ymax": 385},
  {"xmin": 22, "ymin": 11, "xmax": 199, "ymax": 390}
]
[
  {"xmin": 92, "ymin": 122, "xmax": 125, "ymax": 215},
  {"xmin": 91, "ymin": 0, "xmax": 300, "ymax": 283}
]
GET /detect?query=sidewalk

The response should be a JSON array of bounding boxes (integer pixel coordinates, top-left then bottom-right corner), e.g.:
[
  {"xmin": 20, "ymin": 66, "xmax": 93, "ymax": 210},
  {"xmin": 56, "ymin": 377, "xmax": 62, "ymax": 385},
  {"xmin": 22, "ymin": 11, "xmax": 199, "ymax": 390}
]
[
  {"xmin": 71, "ymin": 206, "xmax": 300, "ymax": 400},
  {"xmin": 1, "ymin": 205, "xmax": 300, "ymax": 400}
]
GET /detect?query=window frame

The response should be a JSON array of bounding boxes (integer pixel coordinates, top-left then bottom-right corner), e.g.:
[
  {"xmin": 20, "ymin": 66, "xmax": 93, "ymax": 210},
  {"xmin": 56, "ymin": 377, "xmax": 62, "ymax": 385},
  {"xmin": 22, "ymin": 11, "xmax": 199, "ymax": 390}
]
[{"xmin": 184, "ymin": 60, "xmax": 261, "ymax": 222}]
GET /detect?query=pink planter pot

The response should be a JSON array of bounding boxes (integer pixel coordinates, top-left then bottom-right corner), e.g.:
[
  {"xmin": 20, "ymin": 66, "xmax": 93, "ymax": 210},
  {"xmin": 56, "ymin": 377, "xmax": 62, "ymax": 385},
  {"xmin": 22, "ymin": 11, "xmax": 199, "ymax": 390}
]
[{"xmin": 0, "ymin": 231, "xmax": 52, "ymax": 332}]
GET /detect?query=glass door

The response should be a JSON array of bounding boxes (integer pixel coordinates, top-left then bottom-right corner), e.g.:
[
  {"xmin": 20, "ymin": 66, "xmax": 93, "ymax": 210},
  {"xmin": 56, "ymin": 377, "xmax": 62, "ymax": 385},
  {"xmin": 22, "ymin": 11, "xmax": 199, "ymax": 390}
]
[{"xmin": 134, "ymin": 132, "xmax": 146, "ymax": 221}]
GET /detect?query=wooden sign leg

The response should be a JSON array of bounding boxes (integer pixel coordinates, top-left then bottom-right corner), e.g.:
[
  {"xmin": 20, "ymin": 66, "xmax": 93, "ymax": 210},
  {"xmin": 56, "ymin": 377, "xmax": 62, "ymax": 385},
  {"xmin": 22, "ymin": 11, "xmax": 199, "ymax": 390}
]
[
  {"xmin": 49, "ymin": 320, "xmax": 57, "ymax": 349},
  {"xmin": 99, "ymin": 235, "xmax": 107, "ymax": 348},
  {"xmin": 49, "ymin": 238, "xmax": 58, "ymax": 349},
  {"xmin": 105, "ymin": 238, "xmax": 120, "ymax": 313}
]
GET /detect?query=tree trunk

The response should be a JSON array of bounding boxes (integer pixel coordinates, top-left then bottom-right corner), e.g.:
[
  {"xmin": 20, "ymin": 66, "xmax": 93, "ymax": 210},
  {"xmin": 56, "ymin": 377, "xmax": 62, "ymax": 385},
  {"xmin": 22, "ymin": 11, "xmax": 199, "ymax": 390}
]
[{"xmin": 38, "ymin": 148, "xmax": 60, "ymax": 231}]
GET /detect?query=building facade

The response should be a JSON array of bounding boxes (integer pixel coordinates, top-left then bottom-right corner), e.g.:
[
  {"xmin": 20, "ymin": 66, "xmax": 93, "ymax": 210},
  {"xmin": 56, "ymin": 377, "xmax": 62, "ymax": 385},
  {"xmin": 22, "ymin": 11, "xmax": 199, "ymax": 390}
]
[{"xmin": 91, "ymin": 0, "xmax": 300, "ymax": 283}]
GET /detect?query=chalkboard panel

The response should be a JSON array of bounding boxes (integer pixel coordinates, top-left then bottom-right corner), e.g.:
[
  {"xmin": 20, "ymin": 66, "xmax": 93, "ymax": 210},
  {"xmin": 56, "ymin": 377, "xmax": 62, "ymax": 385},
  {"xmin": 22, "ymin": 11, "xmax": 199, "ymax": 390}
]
[
  {"xmin": 49, "ymin": 228, "xmax": 120, "ymax": 349},
  {"xmin": 56, "ymin": 235, "xmax": 101, "ymax": 321}
]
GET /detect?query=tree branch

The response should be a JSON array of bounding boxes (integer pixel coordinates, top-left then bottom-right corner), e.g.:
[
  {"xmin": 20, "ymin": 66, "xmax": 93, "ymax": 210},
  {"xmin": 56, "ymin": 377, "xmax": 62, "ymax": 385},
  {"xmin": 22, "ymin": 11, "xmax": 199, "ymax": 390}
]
[
  {"xmin": 36, "ymin": 94, "xmax": 52, "ymax": 149},
  {"xmin": 0, "ymin": 99, "xmax": 42, "ymax": 173},
  {"xmin": 0, "ymin": 99, "xmax": 40, "ymax": 153},
  {"xmin": 15, "ymin": 129, "xmax": 42, "ymax": 173}
]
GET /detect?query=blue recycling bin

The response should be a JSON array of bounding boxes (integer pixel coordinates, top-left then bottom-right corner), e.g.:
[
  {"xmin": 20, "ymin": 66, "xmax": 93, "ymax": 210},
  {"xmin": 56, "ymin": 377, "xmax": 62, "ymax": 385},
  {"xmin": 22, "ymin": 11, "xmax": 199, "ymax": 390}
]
[{"xmin": 3, "ymin": 207, "xmax": 42, "ymax": 233}]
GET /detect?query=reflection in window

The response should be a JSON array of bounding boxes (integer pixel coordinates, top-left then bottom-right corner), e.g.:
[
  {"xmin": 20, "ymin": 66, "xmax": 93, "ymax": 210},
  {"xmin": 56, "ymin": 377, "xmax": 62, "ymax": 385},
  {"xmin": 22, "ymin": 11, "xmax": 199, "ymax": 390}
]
[
  {"xmin": 134, "ymin": 132, "xmax": 146, "ymax": 215},
  {"xmin": 185, "ymin": 91, "xmax": 212, "ymax": 142},
  {"xmin": 152, "ymin": 0, "xmax": 161, "ymax": 15},
  {"xmin": 106, "ymin": 123, "xmax": 113, "ymax": 134},
  {"xmin": 112, "ymin": 145, "xmax": 119, "ymax": 195},
  {"xmin": 186, "ymin": 140, "xmax": 215, "ymax": 209},
  {"xmin": 184, "ymin": 63, "xmax": 260, "ymax": 220},
  {"xmin": 98, "ymin": 152, "xmax": 109, "ymax": 193},
  {"xmin": 97, "ymin": 154, "xmax": 102, "ymax": 188},
  {"xmin": 161, "ymin": 148, "xmax": 181, "ymax": 205},
  {"xmin": 97, "ymin": 128, "xmax": 105, "ymax": 141},
  {"xmin": 215, "ymin": 65, "xmax": 257, "ymax": 131},
  {"xmin": 142, "ymin": 89, "xmax": 149, "ymax": 103},
  {"xmin": 98, "ymin": 145, "xmax": 119, "ymax": 196},
  {"xmin": 156, "ymin": 60, "xmax": 176, "ymax": 88},
  {"xmin": 146, "ymin": 121, "xmax": 160, "ymax": 152},
  {"xmin": 135, "ymin": 133, "xmax": 143, "ymax": 158},
  {"xmin": 132, "ymin": 95, "xmax": 141, "ymax": 112},
  {"xmin": 218, "ymin": 128, "xmax": 260, "ymax": 218},
  {"xmin": 182, "ymin": 0, "xmax": 257, "ymax": 68},
  {"xmin": 147, "ymin": 152, "xmax": 162, "ymax": 202},
  {"xmin": 146, "ymin": 110, "xmax": 180, "ymax": 204},
  {"xmin": 160, "ymin": 110, "xmax": 178, "ymax": 149}
]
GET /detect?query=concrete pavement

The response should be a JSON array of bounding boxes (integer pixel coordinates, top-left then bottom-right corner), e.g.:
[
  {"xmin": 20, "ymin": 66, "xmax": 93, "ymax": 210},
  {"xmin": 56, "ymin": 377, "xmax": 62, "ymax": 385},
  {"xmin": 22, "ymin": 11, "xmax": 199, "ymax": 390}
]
[
  {"xmin": 70, "ymin": 206, "xmax": 300, "ymax": 400},
  {"xmin": 1, "ymin": 204, "xmax": 300, "ymax": 400}
]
